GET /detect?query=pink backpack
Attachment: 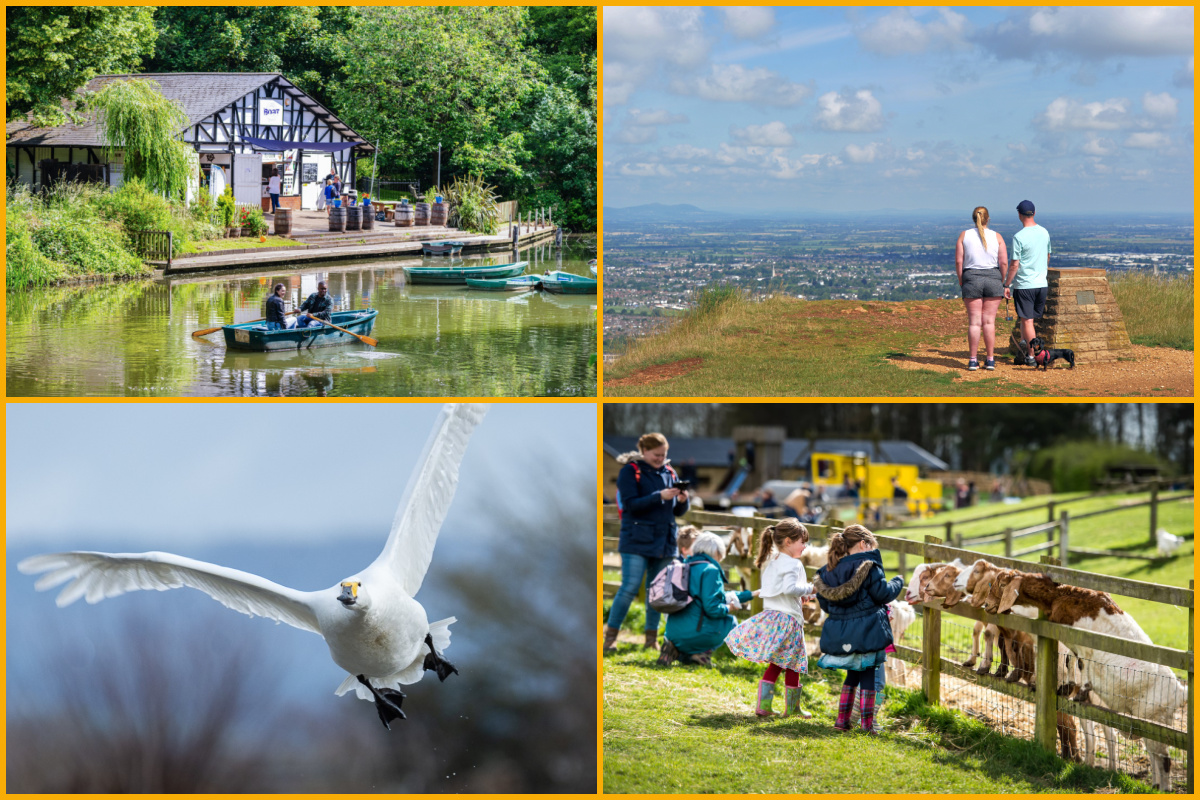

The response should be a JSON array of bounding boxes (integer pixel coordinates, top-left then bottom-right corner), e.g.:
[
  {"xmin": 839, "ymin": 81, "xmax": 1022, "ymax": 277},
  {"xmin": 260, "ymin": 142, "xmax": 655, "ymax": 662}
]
[{"xmin": 648, "ymin": 561, "xmax": 693, "ymax": 614}]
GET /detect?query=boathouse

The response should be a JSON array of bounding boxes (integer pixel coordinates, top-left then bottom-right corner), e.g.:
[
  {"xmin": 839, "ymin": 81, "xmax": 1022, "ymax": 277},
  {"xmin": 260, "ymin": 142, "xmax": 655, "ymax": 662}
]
[{"xmin": 6, "ymin": 73, "xmax": 373, "ymax": 211}]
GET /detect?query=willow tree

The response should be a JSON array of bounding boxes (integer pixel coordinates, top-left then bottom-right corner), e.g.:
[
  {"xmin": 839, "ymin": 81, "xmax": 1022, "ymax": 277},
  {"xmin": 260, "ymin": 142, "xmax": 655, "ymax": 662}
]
[{"xmin": 89, "ymin": 79, "xmax": 193, "ymax": 199}]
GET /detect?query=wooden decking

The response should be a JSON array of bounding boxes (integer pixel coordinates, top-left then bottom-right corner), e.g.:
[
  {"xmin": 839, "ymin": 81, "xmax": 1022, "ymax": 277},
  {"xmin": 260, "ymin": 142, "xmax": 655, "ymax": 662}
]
[{"xmin": 157, "ymin": 209, "xmax": 558, "ymax": 274}]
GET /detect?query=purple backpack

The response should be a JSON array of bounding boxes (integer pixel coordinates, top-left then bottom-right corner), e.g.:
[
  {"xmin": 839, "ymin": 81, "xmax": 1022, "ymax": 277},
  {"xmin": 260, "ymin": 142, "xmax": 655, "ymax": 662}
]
[{"xmin": 648, "ymin": 561, "xmax": 693, "ymax": 614}]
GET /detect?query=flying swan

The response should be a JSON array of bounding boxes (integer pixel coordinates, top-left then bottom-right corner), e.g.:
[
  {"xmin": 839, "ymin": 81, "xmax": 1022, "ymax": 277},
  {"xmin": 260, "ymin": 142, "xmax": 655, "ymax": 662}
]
[{"xmin": 19, "ymin": 402, "xmax": 489, "ymax": 730}]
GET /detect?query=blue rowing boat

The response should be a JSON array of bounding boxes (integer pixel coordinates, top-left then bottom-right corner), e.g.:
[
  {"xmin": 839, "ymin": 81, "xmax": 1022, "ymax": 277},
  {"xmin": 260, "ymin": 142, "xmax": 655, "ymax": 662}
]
[{"xmin": 222, "ymin": 309, "xmax": 379, "ymax": 351}]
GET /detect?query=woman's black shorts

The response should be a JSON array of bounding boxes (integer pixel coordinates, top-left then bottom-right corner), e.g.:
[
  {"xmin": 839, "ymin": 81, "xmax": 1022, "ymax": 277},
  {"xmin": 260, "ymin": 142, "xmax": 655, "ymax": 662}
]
[{"xmin": 960, "ymin": 268, "xmax": 1005, "ymax": 300}]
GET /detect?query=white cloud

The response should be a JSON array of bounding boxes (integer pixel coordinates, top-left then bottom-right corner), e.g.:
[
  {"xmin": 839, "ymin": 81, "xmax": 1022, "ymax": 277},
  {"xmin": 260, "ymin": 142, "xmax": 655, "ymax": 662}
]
[
  {"xmin": 721, "ymin": 7, "xmax": 775, "ymax": 40},
  {"xmin": 1142, "ymin": 92, "xmax": 1178, "ymax": 122},
  {"xmin": 856, "ymin": 8, "xmax": 972, "ymax": 56},
  {"xmin": 603, "ymin": 7, "xmax": 710, "ymax": 106},
  {"xmin": 674, "ymin": 63, "xmax": 814, "ymax": 106},
  {"xmin": 844, "ymin": 142, "xmax": 880, "ymax": 163},
  {"xmin": 1037, "ymin": 97, "xmax": 1131, "ymax": 131},
  {"xmin": 815, "ymin": 89, "xmax": 884, "ymax": 132},
  {"xmin": 1081, "ymin": 135, "xmax": 1117, "ymax": 157},
  {"xmin": 730, "ymin": 121, "xmax": 794, "ymax": 147},
  {"xmin": 626, "ymin": 109, "xmax": 689, "ymax": 126},
  {"xmin": 1124, "ymin": 132, "xmax": 1170, "ymax": 149},
  {"xmin": 1174, "ymin": 56, "xmax": 1193, "ymax": 88},
  {"xmin": 615, "ymin": 127, "xmax": 658, "ymax": 145},
  {"xmin": 982, "ymin": 7, "xmax": 1193, "ymax": 60},
  {"xmin": 618, "ymin": 162, "xmax": 674, "ymax": 177}
]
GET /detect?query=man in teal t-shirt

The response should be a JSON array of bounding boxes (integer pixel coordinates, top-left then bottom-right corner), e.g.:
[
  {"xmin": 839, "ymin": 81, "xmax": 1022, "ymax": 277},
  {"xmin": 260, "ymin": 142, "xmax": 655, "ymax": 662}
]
[{"xmin": 1003, "ymin": 200, "xmax": 1051, "ymax": 366}]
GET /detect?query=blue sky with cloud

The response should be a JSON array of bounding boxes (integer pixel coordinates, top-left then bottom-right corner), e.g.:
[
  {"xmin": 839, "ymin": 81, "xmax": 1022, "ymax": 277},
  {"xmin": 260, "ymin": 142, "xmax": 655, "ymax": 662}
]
[{"xmin": 603, "ymin": 6, "xmax": 1194, "ymax": 213}]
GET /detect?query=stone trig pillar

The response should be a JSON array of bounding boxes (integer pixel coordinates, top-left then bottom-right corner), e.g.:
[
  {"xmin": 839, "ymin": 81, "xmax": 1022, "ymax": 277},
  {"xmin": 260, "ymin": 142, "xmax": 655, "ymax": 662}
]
[{"xmin": 1008, "ymin": 267, "xmax": 1133, "ymax": 363}]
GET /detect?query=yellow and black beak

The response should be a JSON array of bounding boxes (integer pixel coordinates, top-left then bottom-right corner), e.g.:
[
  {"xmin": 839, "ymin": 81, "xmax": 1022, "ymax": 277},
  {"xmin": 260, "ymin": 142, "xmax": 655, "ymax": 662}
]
[{"xmin": 338, "ymin": 582, "xmax": 359, "ymax": 607}]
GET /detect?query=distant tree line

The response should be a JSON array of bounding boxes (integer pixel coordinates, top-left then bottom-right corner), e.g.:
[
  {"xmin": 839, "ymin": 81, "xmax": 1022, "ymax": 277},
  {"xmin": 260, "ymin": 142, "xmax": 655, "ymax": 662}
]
[
  {"xmin": 604, "ymin": 403, "xmax": 1193, "ymax": 478},
  {"xmin": 6, "ymin": 6, "xmax": 596, "ymax": 231}
]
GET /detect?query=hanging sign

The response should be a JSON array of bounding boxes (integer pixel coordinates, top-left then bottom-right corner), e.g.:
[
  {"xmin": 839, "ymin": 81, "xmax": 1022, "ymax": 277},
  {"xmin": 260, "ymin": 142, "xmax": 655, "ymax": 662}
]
[{"xmin": 259, "ymin": 99, "xmax": 283, "ymax": 126}]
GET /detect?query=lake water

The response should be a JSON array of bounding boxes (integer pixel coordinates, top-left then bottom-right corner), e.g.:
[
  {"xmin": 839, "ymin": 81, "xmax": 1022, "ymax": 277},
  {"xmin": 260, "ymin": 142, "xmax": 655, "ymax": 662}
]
[{"xmin": 6, "ymin": 240, "xmax": 597, "ymax": 397}]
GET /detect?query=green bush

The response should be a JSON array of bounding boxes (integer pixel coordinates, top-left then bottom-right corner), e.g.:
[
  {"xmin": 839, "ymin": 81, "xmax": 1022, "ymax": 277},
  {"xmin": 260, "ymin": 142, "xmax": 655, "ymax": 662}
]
[
  {"xmin": 6, "ymin": 212, "xmax": 66, "ymax": 290},
  {"xmin": 29, "ymin": 208, "xmax": 144, "ymax": 279},
  {"xmin": 95, "ymin": 177, "xmax": 175, "ymax": 232},
  {"xmin": 216, "ymin": 187, "xmax": 236, "ymax": 228},
  {"xmin": 1027, "ymin": 441, "xmax": 1166, "ymax": 492}
]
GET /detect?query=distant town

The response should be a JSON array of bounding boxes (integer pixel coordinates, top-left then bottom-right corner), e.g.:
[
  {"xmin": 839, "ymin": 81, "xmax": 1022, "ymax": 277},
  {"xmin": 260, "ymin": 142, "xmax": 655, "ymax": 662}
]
[{"xmin": 603, "ymin": 209, "xmax": 1194, "ymax": 346}]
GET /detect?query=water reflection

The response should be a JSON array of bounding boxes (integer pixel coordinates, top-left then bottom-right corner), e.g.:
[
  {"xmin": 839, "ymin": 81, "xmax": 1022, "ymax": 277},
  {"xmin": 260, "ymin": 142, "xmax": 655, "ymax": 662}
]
[{"xmin": 6, "ymin": 242, "xmax": 597, "ymax": 397}]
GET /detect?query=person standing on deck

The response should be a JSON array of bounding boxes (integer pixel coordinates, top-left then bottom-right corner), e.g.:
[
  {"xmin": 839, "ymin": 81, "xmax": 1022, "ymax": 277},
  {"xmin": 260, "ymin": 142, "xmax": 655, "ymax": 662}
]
[
  {"xmin": 1004, "ymin": 200, "xmax": 1052, "ymax": 366},
  {"xmin": 296, "ymin": 281, "xmax": 333, "ymax": 328},
  {"xmin": 267, "ymin": 169, "xmax": 281, "ymax": 215}
]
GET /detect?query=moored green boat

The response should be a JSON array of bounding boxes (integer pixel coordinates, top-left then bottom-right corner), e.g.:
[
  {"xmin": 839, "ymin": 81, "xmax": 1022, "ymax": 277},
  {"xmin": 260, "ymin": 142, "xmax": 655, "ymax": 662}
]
[
  {"xmin": 465, "ymin": 275, "xmax": 542, "ymax": 292},
  {"xmin": 222, "ymin": 309, "xmax": 379, "ymax": 351},
  {"xmin": 540, "ymin": 270, "xmax": 597, "ymax": 295},
  {"xmin": 404, "ymin": 261, "xmax": 528, "ymax": 285}
]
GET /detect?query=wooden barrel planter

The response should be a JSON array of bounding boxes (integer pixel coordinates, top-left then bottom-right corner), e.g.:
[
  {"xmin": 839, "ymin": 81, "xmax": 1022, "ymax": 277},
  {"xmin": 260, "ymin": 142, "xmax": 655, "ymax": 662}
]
[
  {"xmin": 329, "ymin": 207, "xmax": 347, "ymax": 232},
  {"xmin": 414, "ymin": 202, "xmax": 430, "ymax": 226},
  {"xmin": 361, "ymin": 206, "xmax": 375, "ymax": 230},
  {"xmin": 395, "ymin": 204, "xmax": 414, "ymax": 227},
  {"xmin": 430, "ymin": 201, "xmax": 448, "ymax": 226},
  {"xmin": 345, "ymin": 205, "xmax": 362, "ymax": 231},
  {"xmin": 274, "ymin": 208, "xmax": 293, "ymax": 236}
]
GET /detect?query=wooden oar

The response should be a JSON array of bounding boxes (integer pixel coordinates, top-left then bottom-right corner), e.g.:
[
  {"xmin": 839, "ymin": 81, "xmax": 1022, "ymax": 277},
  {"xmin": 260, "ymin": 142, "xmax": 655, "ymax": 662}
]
[
  {"xmin": 306, "ymin": 313, "xmax": 378, "ymax": 347},
  {"xmin": 192, "ymin": 310, "xmax": 299, "ymax": 338}
]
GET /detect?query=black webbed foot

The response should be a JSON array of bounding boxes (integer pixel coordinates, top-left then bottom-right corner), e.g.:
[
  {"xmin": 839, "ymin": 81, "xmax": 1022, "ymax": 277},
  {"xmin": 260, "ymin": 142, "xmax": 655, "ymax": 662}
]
[
  {"xmin": 357, "ymin": 674, "xmax": 406, "ymax": 730},
  {"xmin": 423, "ymin": 633, "xmax": 460, "ymax": 682}
]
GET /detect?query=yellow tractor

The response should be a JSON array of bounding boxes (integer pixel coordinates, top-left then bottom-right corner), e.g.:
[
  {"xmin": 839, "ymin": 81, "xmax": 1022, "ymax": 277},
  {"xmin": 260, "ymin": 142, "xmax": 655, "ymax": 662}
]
[{"xmin": 811, "ymin": 451, "xmax": 944, "ymax": 519}]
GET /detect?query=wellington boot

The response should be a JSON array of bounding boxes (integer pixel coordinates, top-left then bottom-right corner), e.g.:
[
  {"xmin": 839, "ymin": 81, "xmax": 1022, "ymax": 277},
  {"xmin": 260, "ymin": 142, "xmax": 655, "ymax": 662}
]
[{"xmin": 603, "ymin": 626, "xmax": 620, "ymax": 653}]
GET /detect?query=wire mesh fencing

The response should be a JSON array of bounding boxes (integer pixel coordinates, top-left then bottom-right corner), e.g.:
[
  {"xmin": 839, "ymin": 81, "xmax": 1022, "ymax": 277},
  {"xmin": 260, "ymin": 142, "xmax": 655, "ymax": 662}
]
[{"xmin": 891, "ymin": 612, "xmax": 1189, "ymax": 792}]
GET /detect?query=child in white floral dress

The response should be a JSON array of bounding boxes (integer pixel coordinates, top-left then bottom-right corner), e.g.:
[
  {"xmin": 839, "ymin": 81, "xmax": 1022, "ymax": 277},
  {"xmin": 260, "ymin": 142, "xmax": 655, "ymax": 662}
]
[{"xmin": 725, "ymin": 518, "xmax": 815, "ymax": 719}]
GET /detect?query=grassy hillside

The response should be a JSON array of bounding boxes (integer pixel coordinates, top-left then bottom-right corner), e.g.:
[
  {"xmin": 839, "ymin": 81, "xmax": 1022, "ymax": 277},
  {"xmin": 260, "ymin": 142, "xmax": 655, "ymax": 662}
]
[
  {"xmin": 603, "ymin": 276, "xmax": 1193, "ymax": 397},
  {"xmin": 604, "ymin": 490, "xmax": 1193, "ymax": 793},
  {"xmin": 604, "ymin": 654, "xmax": 1151, "ymax": 794}
]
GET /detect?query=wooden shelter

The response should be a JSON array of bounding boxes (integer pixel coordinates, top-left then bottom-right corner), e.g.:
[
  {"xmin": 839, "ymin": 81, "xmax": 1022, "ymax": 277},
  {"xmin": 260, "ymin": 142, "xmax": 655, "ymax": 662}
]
[
  {"xmin": 1008, "ymin": 267, "xmax": 1134, "ymax": 363},
  {"xmin": 6, "ymin": 73, "xmax": 373, "ymax": 211}
]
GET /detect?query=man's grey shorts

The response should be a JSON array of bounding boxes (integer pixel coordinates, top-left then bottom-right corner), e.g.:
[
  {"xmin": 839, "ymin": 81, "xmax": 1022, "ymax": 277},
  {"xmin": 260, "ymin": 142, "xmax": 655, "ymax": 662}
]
[
  {"xmin": 1014, "ymin": 286, "xmax": 1048, "ymax": 319},
  {"xmin": 961, "ymin": 268, "xmax": 1005, "ymax": 300}
]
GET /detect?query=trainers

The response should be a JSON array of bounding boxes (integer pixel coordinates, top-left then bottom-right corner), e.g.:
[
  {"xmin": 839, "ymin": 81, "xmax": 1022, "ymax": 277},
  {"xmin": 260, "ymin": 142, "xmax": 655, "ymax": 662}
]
[
  {"xmin": 985, "ymin": 358, "xmax": 995, "ymax": 370},
  {"xmin": 1024, "ymin": 355, "xmax": 1035, "ymax": 367},
  {"xmin": 967, "ymin": 358, "xmax": 979, "ymax": 371}
]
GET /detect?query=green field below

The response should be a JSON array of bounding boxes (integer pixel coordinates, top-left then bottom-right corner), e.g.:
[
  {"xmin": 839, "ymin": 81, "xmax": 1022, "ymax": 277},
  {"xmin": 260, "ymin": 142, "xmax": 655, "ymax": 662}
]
[{"xmin": 603, "ymin": 275, "xmax": 1193, "ymax": 396}]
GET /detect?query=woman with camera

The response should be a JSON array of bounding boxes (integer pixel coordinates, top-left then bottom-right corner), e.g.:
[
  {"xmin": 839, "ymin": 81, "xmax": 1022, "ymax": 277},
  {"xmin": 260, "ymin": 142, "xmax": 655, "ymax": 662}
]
[{"xmin": 603, "ymin": 432, "xmax": 690, "ymax": 652}]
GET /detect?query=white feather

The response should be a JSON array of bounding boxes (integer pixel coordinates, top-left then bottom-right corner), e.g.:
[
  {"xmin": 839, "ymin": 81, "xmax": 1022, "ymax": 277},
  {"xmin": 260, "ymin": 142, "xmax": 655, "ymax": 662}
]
[{"xmin": 371, "ymin": 403, "xmax": 489, "ymax": 595}]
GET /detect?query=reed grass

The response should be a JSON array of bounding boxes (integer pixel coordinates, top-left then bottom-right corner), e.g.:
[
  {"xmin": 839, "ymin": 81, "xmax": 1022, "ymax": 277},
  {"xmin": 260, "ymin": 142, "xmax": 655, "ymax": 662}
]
[{"xmin": 1109, "ymin": 272, "xmax": 1193, "ymax": 350}]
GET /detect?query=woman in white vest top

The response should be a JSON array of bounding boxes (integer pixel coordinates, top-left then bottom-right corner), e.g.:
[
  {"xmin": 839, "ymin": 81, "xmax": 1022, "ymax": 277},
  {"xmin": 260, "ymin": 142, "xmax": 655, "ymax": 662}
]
[{"xmin": 955, "ymin": 206, "xmax": 1008, "ymax": 371}]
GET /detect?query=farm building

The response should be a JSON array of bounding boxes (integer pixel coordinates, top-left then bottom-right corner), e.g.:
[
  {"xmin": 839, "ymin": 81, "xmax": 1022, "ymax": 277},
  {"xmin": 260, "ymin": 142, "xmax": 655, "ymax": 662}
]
[
  {"xmin": 603, "ymin": 433, "xmax": 948, "ymax": 501},
  {"xmin": 6, "ymin": 73, "xmax": 373, "ymax": 211}
]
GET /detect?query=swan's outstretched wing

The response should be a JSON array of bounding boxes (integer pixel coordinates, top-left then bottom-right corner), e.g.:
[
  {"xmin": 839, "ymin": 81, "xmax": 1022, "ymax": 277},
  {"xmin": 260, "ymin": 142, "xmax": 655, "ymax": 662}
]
[
  {"xmin": 18, "ymin": 551, "xmax": 321, "ymax": 634},
  {"xmin": 370, "ymin": 403, "xmax": 489, "ymax": 595}
]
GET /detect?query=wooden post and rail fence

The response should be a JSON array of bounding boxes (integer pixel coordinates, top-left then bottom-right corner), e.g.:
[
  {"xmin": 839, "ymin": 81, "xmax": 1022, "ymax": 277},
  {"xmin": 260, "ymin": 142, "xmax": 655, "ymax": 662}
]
[
  {"xmin": 892, "ymin": 480, "xmax": 1191, "ymax": 550},
  {"xmin": 602, "ymin": 505, "xmax": 1194, "ymax": 791}
]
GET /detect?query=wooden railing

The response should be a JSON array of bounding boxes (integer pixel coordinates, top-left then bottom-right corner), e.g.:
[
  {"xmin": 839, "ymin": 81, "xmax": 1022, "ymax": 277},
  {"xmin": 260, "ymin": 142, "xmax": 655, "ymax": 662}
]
[
  {"xmin": 602, "ymin": 506, "xmax": 1194, "ymax": 791},
  {"xmin": 128, "ymin": 230, "xmax": 173, "ymax": 269}
]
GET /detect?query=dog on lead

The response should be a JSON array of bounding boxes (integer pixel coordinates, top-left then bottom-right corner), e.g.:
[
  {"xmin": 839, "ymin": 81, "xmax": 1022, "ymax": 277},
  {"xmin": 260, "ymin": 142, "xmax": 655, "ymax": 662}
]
[{"xmin": 1029, "ymin": 337, "xmax": 1075, "ymax": 370}]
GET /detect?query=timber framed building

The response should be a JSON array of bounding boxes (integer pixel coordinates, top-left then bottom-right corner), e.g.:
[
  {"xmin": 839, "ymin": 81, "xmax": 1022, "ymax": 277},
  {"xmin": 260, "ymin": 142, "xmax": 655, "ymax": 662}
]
[{"xmin": 6, "ymin": 73, "xmax": 374, "ymax": 210}]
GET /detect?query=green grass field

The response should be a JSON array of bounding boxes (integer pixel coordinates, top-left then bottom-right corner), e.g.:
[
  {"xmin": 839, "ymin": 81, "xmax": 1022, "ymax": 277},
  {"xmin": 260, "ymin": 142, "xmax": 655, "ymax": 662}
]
[
  {"xmin": 603, "ymin": 274, "xmax": 1193, "ymax": 396},
  {"xmin": 604, "ymin": 653, "xmax": 1151, "ymax": 793},
  {"xmin": 603, "ymin": 490, "xmax": 1193, "ymax": 792}
]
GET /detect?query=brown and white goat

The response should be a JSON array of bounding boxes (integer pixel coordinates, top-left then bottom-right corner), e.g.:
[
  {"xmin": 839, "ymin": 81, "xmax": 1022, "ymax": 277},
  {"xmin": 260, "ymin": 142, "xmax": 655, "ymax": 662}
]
[
  {"xmin": 997, "ymin": 572, "xmax": 1185, "ymax": 791},
  {"xmin": 946, "ymin": 560, "xmax": 1036, "ymax": 684}
]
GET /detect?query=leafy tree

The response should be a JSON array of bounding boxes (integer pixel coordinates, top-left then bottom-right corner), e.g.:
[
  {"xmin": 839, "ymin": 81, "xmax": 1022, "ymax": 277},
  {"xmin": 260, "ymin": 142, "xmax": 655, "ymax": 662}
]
[
  {"xmin": 526, "ymin": 6, "xmax": 596, "ymax": 108},
  {"xmin": 6, "ymin": 6, "xmax": 157, "ymax": 125},
  {"xmin": 144, "ymin": 6, "xmax": 355, "ymax": 108},
  {"xmin": 89, "ymin": 79, "xmax": 193, "ymax": 200},
  {"xmin": 327, "ymin": 7, "xmax": 540, "ymax": 184}
]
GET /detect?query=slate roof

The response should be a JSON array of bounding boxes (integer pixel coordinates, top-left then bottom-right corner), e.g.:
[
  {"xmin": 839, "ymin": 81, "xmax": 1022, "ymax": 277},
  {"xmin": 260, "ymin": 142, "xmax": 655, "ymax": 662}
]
[
  {"xmin": 6, "ymin": 73, "xmax": 370, "ymax": 149},
  {"xmin": 605, "ymin": 436, "xmax": 948, "ymax": 471}
]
